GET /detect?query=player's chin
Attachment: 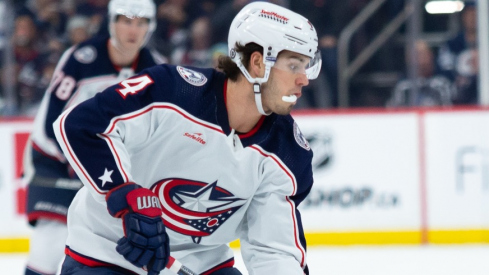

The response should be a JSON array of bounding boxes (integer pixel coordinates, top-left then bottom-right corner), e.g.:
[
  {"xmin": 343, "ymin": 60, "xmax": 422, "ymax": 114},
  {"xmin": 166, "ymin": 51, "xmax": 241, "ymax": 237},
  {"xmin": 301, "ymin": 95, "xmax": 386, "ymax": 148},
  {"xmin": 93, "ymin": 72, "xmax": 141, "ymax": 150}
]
[
  {"xmin": 124, "ymin": 41, "xmax": 142, "ymax": 50},
  {"xmin": 287, "ymin": 104, "xmax": 295, "ymax": 113},
  {"xmin": 275, "ymin": 105, "xmax": 294, "ymax": 116}
]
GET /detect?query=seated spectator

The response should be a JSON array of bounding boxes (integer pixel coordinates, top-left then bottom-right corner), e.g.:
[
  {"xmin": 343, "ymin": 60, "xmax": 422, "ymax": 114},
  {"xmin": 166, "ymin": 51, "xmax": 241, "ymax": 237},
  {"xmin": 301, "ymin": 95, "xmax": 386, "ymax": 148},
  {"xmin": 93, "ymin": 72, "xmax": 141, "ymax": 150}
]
[
  {"xmin": 76, "ymin": 0, "xmax": 110, "ymax": 36},
  {"xmin": 210, "ymin": 0, "xmax": 252, "ymax": 45},
  {"xmin": 153, "ymin": 0, "xmax": 207, "ymax": 57},
  {"xmin": 210, "ymin": 42, "xmax": 227, "ymax": 70},
  {"xmin": 437, "ymin": 1, "xmax": 478, "ymax": 105},
  {"xmin": 66, "ymin": 15, "xmax": 91, "ymax": 46},
  {"xmin": 0, "ymin": 14, "xmax": 54, "ymax": 115},
  {"xmin": 289, "ymin": 0, "xmax": 352, "ymax": 108},
  {"xmin": 387, "ymin": 40, "xmax": 454, "ymax": 107},
  {"xmin": 35, "ymin": 0, "xmax": 68, "ymax": 38},
  {"xmin": 15, "ymin": 0, "xmax": 69, "ymax": 61},
  {"xmin": 171, "ymin": 16, "xmax": 213, "ymax": 67}
]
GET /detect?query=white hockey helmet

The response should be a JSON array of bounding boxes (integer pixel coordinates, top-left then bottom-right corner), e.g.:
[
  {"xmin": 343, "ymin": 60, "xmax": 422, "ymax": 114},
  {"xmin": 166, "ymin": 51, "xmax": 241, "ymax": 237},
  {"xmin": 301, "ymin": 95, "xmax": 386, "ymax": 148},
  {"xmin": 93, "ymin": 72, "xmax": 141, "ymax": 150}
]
[
  {"xmin": 108, "ymin": 0, "xmax": 157, "ymax": 47},
  {"xmin": 228, "ymin": 2, "xmax": 321, "ymax": 115},
  {"xmin": 228, "ymin": 2, "xmax": 321, "ymax": 83}
]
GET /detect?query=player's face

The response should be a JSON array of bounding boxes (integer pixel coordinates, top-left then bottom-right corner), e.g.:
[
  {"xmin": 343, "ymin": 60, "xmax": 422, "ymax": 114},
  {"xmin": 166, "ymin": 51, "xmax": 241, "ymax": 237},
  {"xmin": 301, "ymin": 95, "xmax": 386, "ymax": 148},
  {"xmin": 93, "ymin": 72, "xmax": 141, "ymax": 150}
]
[
  {"xmin": 113, "ymin": 15, "xmax": 150, "ymax": 52},
  {"xmin": 261, "ymin": 51, "xmax": 310, "ymax": 115}
]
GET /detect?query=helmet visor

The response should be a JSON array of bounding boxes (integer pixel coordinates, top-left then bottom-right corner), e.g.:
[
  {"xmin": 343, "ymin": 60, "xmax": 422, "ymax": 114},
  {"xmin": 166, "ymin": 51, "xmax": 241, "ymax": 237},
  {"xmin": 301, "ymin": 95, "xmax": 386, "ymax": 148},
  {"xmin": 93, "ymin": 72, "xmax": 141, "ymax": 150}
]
[
  {"xmin": 305, "ymin": 50, "xmax": 322, "ymax": 80},
  {"xmin": 272, "ymin": 50, "xmax": 322, "ymax": 80}
]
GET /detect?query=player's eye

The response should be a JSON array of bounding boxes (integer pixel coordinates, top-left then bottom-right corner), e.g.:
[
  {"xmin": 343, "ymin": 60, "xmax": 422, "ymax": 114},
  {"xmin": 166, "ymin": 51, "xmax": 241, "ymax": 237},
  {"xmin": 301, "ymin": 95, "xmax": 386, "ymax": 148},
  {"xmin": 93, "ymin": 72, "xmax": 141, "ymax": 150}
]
[
  {"xmin": 289, "ymin": 64, "xmax": 300, "ymax": 73},
  {"xmin": 287, "ymin": 61, "xmax": 305, "ymax": 74},
  {"xmin": 137, "ymin": 18, "xmax": 149, "ymax": 27}
]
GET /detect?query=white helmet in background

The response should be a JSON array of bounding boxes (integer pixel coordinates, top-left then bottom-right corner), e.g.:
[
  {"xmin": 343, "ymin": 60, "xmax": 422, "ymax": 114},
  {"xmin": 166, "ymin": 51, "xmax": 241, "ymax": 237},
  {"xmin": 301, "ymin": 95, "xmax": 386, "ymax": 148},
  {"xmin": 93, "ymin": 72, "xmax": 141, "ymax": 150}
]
[
  {"xmin": 228, "ymin": 2, "xmax": 321, "ymax": 115},
  {"xmin": 108, "ymin": 0, "xmax": 156, "ymax": 47}
]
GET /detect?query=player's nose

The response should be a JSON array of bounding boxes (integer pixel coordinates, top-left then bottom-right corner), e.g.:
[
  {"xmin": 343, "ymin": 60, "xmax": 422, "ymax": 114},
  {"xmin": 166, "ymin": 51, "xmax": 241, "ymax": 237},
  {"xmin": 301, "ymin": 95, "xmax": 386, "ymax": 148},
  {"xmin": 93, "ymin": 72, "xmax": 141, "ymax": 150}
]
[{"xmin": 296, "ymin": 73, "xmax": 309, "ymax": 87}]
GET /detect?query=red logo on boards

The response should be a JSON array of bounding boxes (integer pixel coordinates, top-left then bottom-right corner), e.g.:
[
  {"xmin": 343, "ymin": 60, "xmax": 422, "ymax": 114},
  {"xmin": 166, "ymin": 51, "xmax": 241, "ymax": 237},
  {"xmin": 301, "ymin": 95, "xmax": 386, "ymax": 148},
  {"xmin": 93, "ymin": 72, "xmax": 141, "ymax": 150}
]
[{"xmin": 15, "ymin": 132, "xmax": 30, "ymax": 215}]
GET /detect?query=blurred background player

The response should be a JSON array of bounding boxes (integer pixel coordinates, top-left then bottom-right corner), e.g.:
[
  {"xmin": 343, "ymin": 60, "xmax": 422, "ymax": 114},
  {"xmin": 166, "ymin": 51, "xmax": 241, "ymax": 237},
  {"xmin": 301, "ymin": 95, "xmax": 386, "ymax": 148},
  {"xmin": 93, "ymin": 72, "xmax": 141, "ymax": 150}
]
[
  {"xmin": 52, "ymin": 2, "xmax": 320, "ymax": 274},
  {"xmin": 22, "ymin": 0, "xmax": 164, "ymax": 274}
]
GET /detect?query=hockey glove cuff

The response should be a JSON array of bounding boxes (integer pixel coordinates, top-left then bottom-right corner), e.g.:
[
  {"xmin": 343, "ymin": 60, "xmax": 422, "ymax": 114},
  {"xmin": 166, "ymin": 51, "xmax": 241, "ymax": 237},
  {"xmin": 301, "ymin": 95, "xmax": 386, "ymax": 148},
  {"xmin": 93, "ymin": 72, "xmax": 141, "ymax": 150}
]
[{"xmin": 105, "ymin": 182, "xmax": 170, "ymax": 274}]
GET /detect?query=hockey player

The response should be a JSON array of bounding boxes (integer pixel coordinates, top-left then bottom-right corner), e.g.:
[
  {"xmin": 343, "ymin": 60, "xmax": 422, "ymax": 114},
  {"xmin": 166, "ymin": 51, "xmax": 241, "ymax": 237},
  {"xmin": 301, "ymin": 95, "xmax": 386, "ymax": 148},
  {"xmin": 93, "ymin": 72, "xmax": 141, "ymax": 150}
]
[
  {"xmin": 23, "ymin": 0, "xmax": 164, "ymax": 274},
  {"xmin": 53, "ymin": 2, "xmax": 321, "ymax": 275}
]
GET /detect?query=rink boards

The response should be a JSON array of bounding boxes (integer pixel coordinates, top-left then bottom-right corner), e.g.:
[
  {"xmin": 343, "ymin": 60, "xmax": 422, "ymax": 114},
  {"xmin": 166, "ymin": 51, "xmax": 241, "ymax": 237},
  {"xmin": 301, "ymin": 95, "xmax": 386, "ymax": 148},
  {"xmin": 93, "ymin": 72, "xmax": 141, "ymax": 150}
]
[{"xmin": 1, "ymin": 108, "xmax": 489, "ymax": 252}]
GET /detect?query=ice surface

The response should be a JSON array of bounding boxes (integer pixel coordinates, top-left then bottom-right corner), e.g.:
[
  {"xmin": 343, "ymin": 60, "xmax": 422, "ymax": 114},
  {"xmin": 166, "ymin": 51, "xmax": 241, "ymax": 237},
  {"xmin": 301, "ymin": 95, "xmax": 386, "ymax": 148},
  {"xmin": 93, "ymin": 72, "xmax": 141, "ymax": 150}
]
[{"xmin": 2, "ymin": 245, "xmax": 488, "ymax": 275}]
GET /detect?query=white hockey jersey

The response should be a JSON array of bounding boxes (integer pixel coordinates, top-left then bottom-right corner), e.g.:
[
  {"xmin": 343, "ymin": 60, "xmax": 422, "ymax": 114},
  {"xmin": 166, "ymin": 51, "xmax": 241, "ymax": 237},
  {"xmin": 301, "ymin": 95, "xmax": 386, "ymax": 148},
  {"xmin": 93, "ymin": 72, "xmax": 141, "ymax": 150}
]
[{"xmin": 53, "ymin": 64, "xmax": 313, "ymax": 274}]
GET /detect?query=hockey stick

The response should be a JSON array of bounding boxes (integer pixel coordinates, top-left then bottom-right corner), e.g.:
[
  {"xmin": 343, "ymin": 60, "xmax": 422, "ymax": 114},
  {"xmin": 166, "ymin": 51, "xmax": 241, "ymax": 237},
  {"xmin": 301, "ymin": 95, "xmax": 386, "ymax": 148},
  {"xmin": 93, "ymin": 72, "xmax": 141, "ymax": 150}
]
[
  {"xmin": 166, "ymin": 256, "xmax": 198, "ymax": 275},
  {"xmin": 29, "ymin": 176, "xmax": 83, "ymax": 190}
]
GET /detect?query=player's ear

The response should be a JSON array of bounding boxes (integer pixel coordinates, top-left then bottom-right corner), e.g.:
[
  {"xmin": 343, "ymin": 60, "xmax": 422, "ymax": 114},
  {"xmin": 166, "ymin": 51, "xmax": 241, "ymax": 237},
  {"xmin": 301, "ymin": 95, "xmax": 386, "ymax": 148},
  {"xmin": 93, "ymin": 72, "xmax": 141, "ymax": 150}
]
[{"xmin": 249, "ymin": 51, "xmax": 265, "ymax": 78}]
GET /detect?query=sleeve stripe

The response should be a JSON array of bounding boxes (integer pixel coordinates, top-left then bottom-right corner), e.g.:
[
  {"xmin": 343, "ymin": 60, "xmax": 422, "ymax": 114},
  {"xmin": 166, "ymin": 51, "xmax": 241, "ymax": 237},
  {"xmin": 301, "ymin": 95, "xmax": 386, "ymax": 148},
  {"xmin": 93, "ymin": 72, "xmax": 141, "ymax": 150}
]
[
  {"xmin": 249, "ymin": 145, "xmax": 306, "ymax": 267},
  {"xmin": 286, "ymin": 197, "xmax": 306, "ymax": 268},
  {"xmin": 249, "ymin": 145, "xmax": 297, "ymax": 195},
  {"xmin": 31, "ymin": 141, "xmax": 64, "ymax": 161},
  {"xmin": 99, "ymin": 133, "xmax": 130, "ymax": 183},
  {"xmin": 58, "ymin": 111, "xmax": 104, "ymax": 194}
]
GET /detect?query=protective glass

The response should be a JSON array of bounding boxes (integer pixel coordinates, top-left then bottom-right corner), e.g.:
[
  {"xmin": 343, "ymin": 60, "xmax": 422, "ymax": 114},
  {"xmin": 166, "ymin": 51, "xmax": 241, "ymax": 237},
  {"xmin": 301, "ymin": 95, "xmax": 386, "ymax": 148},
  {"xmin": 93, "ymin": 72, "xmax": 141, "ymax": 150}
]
[{"xmin": 272, "ymin": 50, "xmax": 322, "ymax": 80}]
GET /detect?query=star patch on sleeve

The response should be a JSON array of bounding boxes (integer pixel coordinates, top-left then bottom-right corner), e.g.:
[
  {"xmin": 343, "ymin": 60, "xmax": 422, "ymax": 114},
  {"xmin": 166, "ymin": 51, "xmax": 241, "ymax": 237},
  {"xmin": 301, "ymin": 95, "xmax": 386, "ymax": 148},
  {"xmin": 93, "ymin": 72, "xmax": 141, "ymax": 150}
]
[{"xmin": 98, "ymin": 168, "xmax": 114, "ymax": 187}]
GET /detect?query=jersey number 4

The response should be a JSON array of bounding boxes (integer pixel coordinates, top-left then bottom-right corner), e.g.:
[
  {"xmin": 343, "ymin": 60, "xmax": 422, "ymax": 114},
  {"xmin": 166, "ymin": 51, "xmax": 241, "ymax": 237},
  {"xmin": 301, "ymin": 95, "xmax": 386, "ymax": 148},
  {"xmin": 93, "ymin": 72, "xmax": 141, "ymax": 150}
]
[{"xmin": 116, "ymin": 75, "xmax": 154, "ymax": 99}]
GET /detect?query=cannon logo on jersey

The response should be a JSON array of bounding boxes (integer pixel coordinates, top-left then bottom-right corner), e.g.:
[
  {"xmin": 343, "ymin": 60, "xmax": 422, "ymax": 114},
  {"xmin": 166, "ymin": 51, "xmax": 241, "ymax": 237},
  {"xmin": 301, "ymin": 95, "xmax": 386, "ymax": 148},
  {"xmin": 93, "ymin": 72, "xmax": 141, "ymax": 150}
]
[
  {"xmin": 74, "ymin": 45, "xmax": 97, "ymax": 64},
  {"xmin": 152, "ymin": 178, "xmax": 245, "ymax": 244},
  {"xmin": 177, "ymin": 66, "xmax": 207, "ymax": 86}
]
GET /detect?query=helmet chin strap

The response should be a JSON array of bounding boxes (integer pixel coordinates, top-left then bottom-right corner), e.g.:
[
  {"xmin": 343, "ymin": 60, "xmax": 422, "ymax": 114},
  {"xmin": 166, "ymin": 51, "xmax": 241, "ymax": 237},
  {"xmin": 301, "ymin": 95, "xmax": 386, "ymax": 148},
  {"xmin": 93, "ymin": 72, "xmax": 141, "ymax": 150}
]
[
  {"xmin": 253, "ymin": 83, "xmax": 270, "ymax": 116},
  {"xmin": 234, "ymin": 57, "xmax": 273, "ymax": 116}
]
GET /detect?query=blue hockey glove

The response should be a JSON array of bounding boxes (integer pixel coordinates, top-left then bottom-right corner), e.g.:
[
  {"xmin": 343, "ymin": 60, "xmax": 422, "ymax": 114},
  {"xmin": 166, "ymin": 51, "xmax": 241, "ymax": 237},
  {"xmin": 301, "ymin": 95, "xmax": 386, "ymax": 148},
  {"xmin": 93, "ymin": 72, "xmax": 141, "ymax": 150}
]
[{"xmin": 106, "ymin": 182, "xmax": 170, "ymax": 275}]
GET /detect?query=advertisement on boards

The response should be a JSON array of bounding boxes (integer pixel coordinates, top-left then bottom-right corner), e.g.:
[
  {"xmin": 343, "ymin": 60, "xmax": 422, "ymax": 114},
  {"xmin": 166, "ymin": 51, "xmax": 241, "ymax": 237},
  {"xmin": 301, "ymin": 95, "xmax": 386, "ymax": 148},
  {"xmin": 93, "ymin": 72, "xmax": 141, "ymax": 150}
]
[
  {"xmin": 295, "ymin": 113, "xmax": 422, "ymax": 232},
  {"xmin": 424, "ymin": 111, "xmax": 489, "ymax": 229}
]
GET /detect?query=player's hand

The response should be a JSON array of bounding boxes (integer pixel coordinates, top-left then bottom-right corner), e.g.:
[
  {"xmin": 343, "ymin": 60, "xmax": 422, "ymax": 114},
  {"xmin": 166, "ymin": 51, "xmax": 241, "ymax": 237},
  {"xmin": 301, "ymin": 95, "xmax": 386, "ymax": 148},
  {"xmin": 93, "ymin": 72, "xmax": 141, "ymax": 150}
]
[{"xmin": 106, "ymin": 183, "xmax": 170, "ymax": 274}]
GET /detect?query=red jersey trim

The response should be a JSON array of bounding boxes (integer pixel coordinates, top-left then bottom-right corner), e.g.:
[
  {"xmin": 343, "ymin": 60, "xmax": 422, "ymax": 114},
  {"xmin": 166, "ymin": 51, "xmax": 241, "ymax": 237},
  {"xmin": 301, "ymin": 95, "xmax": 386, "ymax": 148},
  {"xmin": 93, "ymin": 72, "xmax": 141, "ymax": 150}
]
[
  {"xmin": 27, "ymin": 212, "xmax": 67, "ymax": 224},
  {"xmin": 201, "ymin": 257, "xmax": 235, "ymax": 275},
  {"xmin": 65, "ymin": 246, "xmax": 113, "ymax": 268},
  {"xmin": 32, "ymin": 141, "xmax": 60, "ymax": 161},
  {"xmin": 248, "ymin": 145, "xmax": 306, "ymax": 268}
]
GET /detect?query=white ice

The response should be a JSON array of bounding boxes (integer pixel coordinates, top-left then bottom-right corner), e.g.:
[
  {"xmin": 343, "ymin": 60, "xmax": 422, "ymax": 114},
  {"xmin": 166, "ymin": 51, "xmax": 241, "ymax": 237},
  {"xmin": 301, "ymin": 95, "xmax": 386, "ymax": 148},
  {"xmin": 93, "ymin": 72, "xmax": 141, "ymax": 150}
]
[{"xmin": 2, "ymin": 245, "xmax": 488, "ymax": 275}]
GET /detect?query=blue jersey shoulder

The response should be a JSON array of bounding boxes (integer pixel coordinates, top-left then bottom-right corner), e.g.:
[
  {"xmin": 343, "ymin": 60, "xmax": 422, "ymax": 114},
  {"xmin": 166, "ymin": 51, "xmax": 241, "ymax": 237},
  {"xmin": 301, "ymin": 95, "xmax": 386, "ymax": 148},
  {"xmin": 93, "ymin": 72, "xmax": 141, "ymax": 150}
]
[
  {"xmin": 143, "ymin": 64, "xmax": 226, "ymax": 122},
  {"xmin": 63, "ymin": 36, "xmax": 158, "ymax": 81},
  {"xmin": 258, "ymin": 114, "xmax": 314, "ymax": 198},
  {"xmin": 63, "ymin": 37, "xmax": 111, "ymax": 79},
  {"xmin": 88, "ymin": 64, "xmax": 226, "ymax": 129}
]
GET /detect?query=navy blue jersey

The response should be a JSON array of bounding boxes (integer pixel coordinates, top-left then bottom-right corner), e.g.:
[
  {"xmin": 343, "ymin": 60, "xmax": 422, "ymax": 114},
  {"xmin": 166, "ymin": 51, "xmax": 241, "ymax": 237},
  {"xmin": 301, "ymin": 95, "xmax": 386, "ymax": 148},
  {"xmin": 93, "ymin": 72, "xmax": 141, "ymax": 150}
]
[
  {"xmin": 24, "ymin": 35, "xmax": 164, "ymax": 224},
  {"xmin": 54, "ymin": 64, "xmax": 313, "ymax": 274}
]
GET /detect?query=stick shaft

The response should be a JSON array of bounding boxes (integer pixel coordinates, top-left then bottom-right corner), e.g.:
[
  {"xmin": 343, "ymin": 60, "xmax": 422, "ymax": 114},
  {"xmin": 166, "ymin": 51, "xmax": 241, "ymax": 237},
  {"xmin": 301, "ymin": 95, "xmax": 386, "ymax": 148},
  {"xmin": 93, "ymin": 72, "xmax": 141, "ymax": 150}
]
[{"xmin": 166, "ymin": 256, "xmax": 198, "ymax": 275}]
